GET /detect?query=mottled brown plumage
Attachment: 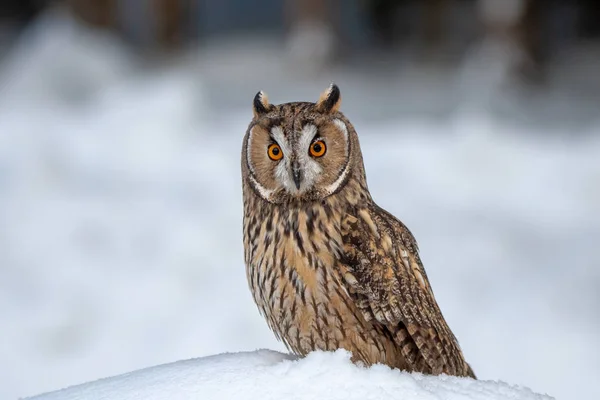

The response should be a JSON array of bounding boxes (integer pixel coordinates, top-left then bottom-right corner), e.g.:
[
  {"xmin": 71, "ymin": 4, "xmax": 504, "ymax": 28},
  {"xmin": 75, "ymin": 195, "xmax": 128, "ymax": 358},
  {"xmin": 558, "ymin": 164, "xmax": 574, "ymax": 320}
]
[{"xmin": 241, "ymin": 84, "xmax": 475, "ymax": 378}]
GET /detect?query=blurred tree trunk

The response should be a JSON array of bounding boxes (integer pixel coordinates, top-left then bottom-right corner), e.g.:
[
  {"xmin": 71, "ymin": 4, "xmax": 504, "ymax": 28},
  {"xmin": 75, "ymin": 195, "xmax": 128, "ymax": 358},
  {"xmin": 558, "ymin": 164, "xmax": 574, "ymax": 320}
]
[
  {"xmin": 153, "ymin": 0, "xmax": 184, "ymax": 50},
  {"xmin": 283, "ymin": 0, "xmax": 339, "ymax": 70},
  {"xmin": 66, "ymin": 0, "xmax": 192, "ymax": 53},
  {"xmin": 0, "ymin": 0, "xmax": 48, "ymax": 23},
  {"xmin": 283, "ymin": 0, "xmax": 337, "ymax": 34},
  {"xmin": 423, "ymin": 0, "xmax": 448, "ymax": 49},
  {"xmin": 66, "ymin": 0, "xmax": 116, "ymax": 28},
  {"xmin": 478, "ymin": 0, "xmax": 547, "ymax": 82},
  {"xmin": 578, "ymin": 0, "xmax": 600, "ymax": 38},
  {"xmin": 516, "ymin": 0, "xmax": 545, "ymax": 76},
  {"xmin": 365, "ymin": 0, "xmax": 403, "ymax": 48}
]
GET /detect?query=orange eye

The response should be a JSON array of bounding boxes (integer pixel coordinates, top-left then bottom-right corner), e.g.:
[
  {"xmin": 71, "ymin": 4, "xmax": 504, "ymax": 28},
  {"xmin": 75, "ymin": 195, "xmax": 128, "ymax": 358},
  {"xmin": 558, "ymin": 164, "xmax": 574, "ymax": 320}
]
[
  {"xmin": 267, "ymin": 143, "xmax": 283, "ymax": 161},
  {"xmin": 309, "ymin": 140, "xmax": 326, "ymax": 157}
]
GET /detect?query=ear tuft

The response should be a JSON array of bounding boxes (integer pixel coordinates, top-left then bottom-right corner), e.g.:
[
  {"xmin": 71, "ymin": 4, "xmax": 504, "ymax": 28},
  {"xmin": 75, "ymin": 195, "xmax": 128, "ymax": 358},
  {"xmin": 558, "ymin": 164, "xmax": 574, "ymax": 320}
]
[
  {"xmin": 316, "ymin": 83, "xmax": 341, "ymax": 113},
  {"xmin": 253, "ymin": 91, "xmax": 271, "ymax": 117}
]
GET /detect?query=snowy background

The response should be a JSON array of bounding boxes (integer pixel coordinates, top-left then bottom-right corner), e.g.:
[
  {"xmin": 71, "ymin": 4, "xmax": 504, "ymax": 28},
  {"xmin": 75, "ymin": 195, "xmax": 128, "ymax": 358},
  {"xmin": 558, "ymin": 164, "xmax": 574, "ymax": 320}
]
[{"xmin": 1, "ymin": 6, "xmax": 599, "ymax": 400}]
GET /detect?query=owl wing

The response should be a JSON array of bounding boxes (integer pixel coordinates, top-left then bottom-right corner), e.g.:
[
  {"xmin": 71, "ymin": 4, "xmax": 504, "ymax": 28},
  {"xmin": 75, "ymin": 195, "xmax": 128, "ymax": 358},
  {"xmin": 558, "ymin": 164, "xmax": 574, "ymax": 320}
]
[{"xmin": 338, "ymin": 204, "xmax": 475, "ymax": 378}]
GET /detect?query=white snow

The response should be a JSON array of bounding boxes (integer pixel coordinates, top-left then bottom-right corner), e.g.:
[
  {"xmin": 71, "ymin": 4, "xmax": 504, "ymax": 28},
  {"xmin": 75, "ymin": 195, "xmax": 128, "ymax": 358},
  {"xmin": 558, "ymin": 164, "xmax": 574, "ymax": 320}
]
[
  {"xmin": 1, "ymin": 9, "xmax": 599, "ymax": 400},
  {"xmin": 27, "ymin": 350, "xmax": 553, "ymax": 400}
]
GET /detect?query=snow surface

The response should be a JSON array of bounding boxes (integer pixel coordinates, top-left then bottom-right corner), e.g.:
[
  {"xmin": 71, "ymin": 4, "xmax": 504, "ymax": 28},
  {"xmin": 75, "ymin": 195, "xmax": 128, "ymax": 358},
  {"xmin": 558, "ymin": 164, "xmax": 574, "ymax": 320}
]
[
  {"xmin": 28, "ymin": 350, "xmax": 552, "ymax": 400},
  {"xmin": 1, "ymin": 9, "xmax": 599, "ymax": 400}
]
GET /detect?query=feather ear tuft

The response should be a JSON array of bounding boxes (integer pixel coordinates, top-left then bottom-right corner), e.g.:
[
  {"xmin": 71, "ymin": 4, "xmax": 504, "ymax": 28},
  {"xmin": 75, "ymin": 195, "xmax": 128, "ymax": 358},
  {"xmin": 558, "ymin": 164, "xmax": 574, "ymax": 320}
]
[
  {"xmin": 253, "ymin": 91, "xmax": 271, "ymax": 117},
  {"xmin": 316, "ymin": 83, "xmax": 341, "ymax": 113}
]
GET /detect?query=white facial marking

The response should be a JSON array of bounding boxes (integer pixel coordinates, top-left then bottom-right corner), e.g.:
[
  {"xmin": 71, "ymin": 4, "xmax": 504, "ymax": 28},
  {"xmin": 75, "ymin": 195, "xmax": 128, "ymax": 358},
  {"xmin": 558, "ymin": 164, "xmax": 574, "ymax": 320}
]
[
  {"xmin": 246, "ymin": 126, "xmax": 257, "ymax": 175},
  {"xmin": 296, "ymin": 124, "xmax": 323, "ymax": 192},
  {"xmin": 249, "ymin": 173, "xmax": 273, "ymax": 200},
  {"xmin": 246, "ymin": 126, "xmax": 276, "ymax": 201},
  {"xmin": 324, "ymin": 119, "xmax": 350, "ymax": 195},
  {"xmin": 270, "ymin": 126, "xmax": 291, "ymax": 156},
  {"xmin": 269, "ymin": 126, "xmax": 295, "ymax": 193}
]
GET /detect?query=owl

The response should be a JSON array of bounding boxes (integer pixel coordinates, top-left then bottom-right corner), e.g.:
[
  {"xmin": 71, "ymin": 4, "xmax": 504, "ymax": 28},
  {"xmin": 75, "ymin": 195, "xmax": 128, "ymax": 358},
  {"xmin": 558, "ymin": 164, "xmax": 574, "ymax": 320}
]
[{"xmin": 241, "ymin": 84, "xmax": 475, "ymax": 378}]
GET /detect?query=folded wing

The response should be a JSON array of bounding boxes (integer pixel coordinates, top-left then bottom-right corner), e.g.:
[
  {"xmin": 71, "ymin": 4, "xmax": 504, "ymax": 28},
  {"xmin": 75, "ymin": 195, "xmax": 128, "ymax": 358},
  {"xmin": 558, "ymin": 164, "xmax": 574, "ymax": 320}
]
[{"xmin": 338, "ymin": 204, "xmax": 475, "ymax": 378}]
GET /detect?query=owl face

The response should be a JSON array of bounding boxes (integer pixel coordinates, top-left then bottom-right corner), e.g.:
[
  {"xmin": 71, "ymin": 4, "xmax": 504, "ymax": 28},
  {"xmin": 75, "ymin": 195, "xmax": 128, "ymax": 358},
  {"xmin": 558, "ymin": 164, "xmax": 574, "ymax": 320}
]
[{"xmin": 243, "ymin": 84, "xmax": 355, "ymax": 204}]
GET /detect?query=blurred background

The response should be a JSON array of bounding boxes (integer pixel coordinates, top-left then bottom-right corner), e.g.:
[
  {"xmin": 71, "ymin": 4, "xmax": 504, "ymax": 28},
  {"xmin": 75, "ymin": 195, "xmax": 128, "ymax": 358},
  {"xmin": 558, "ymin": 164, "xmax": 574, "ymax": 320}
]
[{"xmin": 0, "ymin": 1, "xmax": 599, "ymax": 399}]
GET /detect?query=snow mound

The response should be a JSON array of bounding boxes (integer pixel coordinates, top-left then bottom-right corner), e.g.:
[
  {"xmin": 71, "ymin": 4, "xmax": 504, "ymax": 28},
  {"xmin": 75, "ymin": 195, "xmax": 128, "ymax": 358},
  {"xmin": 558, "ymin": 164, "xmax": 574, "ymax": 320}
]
[{"xmin": 27, "ymin": 350, "xmax": 553, "ymax": 400}]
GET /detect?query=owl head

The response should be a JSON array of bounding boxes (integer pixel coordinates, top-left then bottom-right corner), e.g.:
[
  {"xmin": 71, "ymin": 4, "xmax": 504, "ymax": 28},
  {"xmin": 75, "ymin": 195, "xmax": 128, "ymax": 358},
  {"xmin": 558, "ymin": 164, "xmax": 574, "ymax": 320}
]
[{"xmin": 242, "ymin": 84, "xmax": 365, "ymax": 204}]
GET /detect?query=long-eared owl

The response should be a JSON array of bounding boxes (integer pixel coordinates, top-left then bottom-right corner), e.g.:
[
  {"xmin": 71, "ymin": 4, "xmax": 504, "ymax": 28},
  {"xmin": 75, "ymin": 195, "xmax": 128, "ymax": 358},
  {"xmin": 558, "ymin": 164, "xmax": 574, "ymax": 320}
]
[{"xmin": 241, "ymin": 84, "xmax": 475, "ymax": 378}]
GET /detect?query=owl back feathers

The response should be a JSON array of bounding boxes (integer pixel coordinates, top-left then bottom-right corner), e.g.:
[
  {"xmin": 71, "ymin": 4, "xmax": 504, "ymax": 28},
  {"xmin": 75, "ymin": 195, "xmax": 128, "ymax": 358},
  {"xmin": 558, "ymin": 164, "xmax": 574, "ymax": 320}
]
[{"xmin": 339, "ymin": 203, "xmax": 475, "ymax": 378}]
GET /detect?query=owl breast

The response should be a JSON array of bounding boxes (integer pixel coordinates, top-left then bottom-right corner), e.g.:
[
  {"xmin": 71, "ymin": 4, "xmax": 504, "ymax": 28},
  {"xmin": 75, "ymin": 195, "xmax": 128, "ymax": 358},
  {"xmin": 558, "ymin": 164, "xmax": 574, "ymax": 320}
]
[{"xmin": 243, "ymin": 194, "xmax": 405, "ymax": 367}]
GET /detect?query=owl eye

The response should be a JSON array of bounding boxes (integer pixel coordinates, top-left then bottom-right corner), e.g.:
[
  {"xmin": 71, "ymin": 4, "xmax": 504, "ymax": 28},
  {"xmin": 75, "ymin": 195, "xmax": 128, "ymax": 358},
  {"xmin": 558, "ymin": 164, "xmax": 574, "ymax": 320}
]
[
  {"xmin": 267, "ymin": 143, "xmax": 283, "ymax": 161},
  {"xmin": 309, "ymin": 140, "xmax": 326, "ymax": 157}
]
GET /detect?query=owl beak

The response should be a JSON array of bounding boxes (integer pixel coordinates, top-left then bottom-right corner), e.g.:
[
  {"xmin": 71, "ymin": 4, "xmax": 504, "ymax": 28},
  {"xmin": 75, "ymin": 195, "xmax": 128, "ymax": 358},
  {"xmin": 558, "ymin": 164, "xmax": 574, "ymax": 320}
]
[{"xmin": 292, "ymin": 162, "xmax": 302, "ymax": 190}]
